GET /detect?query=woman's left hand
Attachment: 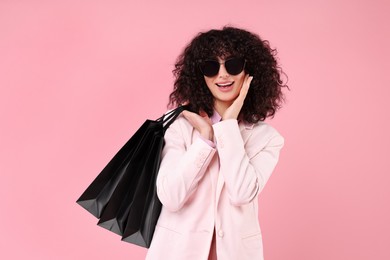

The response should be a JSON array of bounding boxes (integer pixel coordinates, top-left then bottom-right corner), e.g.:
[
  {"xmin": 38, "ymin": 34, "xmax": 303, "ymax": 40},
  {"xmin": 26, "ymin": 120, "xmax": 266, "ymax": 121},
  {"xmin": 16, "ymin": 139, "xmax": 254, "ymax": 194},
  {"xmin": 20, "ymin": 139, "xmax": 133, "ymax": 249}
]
[{"xmin": 222, "ymin": 74, "xmax": 253, "ymax": 120}]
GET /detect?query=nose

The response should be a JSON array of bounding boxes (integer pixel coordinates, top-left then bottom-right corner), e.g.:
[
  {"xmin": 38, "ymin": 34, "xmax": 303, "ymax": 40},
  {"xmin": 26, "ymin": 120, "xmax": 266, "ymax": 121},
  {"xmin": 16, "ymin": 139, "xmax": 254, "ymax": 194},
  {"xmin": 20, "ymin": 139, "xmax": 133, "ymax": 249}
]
[{"xmin": 218, "ymin": 63, "xmax": 229, "ymax": 78}]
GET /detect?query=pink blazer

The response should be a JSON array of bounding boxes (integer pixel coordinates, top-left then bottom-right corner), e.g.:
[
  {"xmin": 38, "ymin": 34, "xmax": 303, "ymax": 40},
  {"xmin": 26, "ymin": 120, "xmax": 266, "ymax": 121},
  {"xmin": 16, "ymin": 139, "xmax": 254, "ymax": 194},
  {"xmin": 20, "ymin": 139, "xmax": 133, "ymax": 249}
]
[{"xmin": 145, "ymin": 114, "xmax": 284, "ymax": 260}]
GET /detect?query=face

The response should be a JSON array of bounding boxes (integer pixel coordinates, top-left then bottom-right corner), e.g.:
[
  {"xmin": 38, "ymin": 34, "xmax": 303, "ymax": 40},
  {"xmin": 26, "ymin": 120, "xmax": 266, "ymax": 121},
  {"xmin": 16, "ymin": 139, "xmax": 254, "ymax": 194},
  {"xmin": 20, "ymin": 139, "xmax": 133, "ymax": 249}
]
[{"xmin": 203, "ymin": 57, "xmax": 246, "ymax": 110}]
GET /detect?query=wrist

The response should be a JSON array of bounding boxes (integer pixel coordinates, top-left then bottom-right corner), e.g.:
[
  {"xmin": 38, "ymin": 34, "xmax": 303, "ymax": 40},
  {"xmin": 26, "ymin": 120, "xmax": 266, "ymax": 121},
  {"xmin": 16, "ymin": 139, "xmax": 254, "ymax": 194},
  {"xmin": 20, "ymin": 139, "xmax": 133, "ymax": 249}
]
[{"xmin": 200, "ymin": 128, "xmax": 213, "ymax": 141}]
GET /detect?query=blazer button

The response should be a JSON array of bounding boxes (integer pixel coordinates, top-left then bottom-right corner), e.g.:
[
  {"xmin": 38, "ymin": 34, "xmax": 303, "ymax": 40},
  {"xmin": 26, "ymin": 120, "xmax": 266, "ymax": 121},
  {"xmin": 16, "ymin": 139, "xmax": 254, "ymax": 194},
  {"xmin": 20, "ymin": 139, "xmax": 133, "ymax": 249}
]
[{"xmin": 218, "ymin": 230, "xmax": 224, "ymax": 237}]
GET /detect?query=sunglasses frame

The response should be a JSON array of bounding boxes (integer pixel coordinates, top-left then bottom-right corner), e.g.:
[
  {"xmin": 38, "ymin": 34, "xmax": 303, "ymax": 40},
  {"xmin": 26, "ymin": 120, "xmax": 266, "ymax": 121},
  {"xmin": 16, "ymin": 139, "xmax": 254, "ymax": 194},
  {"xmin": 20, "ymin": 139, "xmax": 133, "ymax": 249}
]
[{"xmin": 199, "ymin": 57, "xmax": 247, "ymax": 77}]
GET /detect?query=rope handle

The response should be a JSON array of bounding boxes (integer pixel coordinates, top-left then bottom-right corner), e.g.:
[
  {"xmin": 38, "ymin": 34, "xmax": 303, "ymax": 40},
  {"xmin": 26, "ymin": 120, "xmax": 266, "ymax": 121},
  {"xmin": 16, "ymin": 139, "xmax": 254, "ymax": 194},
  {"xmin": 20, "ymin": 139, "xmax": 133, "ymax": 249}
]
[{"xmin": 156, "ymin": 105, "xmax": 190, "ymax": 133}]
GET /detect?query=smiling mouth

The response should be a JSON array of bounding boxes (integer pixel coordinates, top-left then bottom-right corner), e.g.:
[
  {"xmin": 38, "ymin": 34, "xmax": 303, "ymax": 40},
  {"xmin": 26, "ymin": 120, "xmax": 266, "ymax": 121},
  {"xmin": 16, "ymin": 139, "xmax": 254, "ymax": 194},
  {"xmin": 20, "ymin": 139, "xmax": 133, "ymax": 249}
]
[{"xmin": 216, "ymin": 82, "xmax": 234, "ymax": 87}]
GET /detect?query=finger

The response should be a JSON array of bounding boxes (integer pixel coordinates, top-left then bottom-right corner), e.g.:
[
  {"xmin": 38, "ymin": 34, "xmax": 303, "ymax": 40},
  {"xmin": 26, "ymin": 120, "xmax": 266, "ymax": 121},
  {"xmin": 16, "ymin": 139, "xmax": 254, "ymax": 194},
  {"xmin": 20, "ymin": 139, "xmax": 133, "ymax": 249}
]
[
  {"xmin": 243, "ymin": 75, "xmax": 253, "ymax": 91},
  {"xmin": 182, "ymin": 110, "xmax": 203, "ymax": 121},
  {"xmin": 182, "ymin": 111, "xmax": 198, "ymax": 127},
  {"xmin": 181, "ymin": 110, "xmax": 194, "ymax": 119},
  {"xmin": 236, "ymin": 76, "xmax": 253, "ymax": 103},
  {"xmin": 240, "ymin": 75, "xmax": 250, "ymax": 93},
  {"xmin": 199, "ymin": 110, "xmax": 209, "ymax": 118},
  {"xmin": 199, "ymin": 110, "xmax": 212, "ymax": 124}
]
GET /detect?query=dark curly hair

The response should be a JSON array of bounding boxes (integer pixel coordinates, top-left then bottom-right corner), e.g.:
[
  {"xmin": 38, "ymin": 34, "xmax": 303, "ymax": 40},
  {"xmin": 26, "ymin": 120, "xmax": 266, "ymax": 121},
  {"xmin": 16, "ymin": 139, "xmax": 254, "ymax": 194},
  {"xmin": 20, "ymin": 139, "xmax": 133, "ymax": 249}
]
[{"xmin": 168, "ymin": 26, "xmax": 288, "ymax": 123}]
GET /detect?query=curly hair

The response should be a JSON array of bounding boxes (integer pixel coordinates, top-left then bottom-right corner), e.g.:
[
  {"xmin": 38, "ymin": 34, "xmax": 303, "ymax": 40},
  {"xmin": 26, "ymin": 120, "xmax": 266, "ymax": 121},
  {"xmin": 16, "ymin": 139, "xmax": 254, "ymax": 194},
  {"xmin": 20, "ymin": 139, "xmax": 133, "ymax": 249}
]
[{"xmin": 168, "ymin": 26, "xmax": 288, "ymax": 123}]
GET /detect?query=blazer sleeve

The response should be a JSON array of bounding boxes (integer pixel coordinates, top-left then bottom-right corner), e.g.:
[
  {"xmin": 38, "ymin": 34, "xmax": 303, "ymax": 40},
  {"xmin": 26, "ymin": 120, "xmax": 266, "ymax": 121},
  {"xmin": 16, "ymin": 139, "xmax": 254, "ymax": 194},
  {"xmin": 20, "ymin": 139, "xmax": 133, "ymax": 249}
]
[
  {"xmin": 213, "ymin": 119, "xmax": 285, "ymax": 206},
  {"xmin": 156, "ymin": 118, "xmax": 216, "ymax": 212}
]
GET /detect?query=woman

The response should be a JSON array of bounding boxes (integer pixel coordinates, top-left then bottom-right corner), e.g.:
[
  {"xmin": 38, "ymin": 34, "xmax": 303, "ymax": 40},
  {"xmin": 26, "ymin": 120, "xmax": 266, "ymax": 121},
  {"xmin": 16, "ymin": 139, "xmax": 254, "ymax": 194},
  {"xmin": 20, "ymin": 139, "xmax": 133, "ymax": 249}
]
[{"xmin": 146, "ymin": 26, "xmax": 287, "ymax": 260}]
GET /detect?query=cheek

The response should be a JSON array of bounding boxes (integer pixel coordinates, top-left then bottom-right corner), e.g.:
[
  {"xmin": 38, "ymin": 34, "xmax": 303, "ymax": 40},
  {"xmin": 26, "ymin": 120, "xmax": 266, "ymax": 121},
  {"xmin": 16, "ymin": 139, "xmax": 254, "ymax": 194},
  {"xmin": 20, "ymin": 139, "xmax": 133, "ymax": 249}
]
[{"xmin": 204, "ymin": 77, "xmax": 215, "ymax": 90}]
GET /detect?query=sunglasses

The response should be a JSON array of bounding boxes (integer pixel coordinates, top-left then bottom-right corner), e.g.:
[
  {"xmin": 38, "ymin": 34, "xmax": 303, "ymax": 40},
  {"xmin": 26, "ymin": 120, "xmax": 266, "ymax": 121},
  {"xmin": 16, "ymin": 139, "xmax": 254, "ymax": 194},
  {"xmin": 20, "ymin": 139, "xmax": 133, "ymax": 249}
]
[{"xmin": 199, "ymin": 57, "xmax": 246, "ymax": 77}]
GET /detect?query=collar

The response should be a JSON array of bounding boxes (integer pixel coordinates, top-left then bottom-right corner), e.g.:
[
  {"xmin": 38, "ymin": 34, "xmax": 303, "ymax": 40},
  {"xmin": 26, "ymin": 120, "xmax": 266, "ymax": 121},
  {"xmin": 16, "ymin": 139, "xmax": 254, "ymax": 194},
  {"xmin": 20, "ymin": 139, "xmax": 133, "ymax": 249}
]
[
  {"xmin": 210, "ymin": 110, "xmax": 222, "ymax": 124},
  {"xmin": 210, "ymin": 110, "xmax": 255, "ymax": 130}
]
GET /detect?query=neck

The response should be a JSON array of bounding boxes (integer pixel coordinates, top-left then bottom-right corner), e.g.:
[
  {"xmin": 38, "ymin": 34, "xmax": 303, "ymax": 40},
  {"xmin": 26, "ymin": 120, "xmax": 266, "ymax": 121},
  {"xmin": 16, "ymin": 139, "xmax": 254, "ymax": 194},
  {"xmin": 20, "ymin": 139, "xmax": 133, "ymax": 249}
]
[{"xmin": 214, "ymin": 101, "xmax": 232, "ymax": 118}]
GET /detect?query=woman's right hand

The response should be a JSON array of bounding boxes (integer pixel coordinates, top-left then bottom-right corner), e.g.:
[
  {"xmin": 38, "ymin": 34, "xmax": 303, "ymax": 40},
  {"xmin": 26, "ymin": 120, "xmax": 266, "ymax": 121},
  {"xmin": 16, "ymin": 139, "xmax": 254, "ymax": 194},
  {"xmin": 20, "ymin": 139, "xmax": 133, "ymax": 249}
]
[{"xmin": 182, "ymin": 110, "xmax": 214, "ymax": 141}]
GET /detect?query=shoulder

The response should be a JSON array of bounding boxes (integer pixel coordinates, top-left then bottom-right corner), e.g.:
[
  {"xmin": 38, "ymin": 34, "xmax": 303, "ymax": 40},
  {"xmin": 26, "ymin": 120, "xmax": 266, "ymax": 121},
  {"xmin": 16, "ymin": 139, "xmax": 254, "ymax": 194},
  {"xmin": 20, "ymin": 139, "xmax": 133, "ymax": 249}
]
[
  {"xmin": 163, "ymin": 111, "xmax": 192, "ymax": 136},
  {"xmin": 250, "ymin": 120, "xmax": 283, "ymax": 136},
  {"xmin": 243, "ymin": 120, "xmax": 285, "ymax": 146}
]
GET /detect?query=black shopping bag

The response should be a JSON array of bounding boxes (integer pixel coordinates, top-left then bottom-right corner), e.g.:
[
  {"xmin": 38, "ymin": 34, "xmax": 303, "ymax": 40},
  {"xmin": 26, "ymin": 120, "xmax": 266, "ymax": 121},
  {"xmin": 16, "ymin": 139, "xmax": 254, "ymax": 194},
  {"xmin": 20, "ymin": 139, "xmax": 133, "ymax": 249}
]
[
  {"xmin": 76, "ymin": 105, "xmax": 188, "ymax": 247},
  {"xmin": 97, "ymin": 120, "xmax": 161, "ymax": 236},
  {"xmin": 76, "ymin": 120, "xmax": 152, "ymax": 218},
  {"xmin": 121, "ymin": 127, "xmax": 165, "ymax": 247}
]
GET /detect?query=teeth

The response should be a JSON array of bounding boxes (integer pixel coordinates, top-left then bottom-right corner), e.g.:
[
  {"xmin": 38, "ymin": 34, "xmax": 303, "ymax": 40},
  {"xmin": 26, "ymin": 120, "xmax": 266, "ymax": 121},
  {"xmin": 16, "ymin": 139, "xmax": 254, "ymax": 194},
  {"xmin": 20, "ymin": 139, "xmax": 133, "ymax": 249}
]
[{"xmin": 217, "ymin": 82, "xmax": 233, "ymax": 87}]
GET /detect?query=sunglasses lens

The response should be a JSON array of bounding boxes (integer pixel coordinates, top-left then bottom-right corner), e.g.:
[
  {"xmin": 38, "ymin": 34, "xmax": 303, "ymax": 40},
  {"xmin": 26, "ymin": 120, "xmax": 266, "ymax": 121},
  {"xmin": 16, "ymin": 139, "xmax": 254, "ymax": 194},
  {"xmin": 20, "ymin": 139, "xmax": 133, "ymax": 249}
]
[
  {"xmin": 200, "ymin": 61, "xmax": 219, "ymax": 77},
  {"xmin": 200, "ymin": 58, "xmax": 245, "ymax": 77},
  {"xmin": 225, "ymin": 58, "xmax": 245, "ymax": 75}
]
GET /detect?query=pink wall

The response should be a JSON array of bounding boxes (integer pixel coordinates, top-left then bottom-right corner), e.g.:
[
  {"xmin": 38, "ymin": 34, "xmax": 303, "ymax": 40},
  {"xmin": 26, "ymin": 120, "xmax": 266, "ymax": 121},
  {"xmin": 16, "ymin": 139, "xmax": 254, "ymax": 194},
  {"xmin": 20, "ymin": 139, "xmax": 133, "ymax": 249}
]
[{"xmin": 1, "ymin": 0, "xmax": 389, "ymax": 259}]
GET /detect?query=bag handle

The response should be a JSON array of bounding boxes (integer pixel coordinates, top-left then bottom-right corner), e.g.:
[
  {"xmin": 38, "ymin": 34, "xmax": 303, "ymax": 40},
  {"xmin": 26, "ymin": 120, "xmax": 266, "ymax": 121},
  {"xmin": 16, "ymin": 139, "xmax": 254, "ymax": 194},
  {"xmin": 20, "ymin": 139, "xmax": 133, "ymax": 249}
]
[{"xmin": 158, "ymin": 105, "xmax": 190, "ymax": 133}]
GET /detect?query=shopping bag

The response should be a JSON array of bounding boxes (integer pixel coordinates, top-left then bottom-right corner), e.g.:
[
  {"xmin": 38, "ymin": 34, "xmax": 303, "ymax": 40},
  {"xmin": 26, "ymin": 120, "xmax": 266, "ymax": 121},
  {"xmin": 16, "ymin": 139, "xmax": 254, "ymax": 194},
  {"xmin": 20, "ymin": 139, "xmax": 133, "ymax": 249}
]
[
  {"xmin": 76, "ymin": 105, "xmax": 188, "ymax": 247},
  {"xmin": 121, "ymin": 126, "xmax": 165, "ymax": 247},
  {"xmin": 76, "ymin": 120, "xmax": 152, "ymax": 218},
  {"xmin": 96, "ymin": 119, "xmax": 162, "ymax": 236}
]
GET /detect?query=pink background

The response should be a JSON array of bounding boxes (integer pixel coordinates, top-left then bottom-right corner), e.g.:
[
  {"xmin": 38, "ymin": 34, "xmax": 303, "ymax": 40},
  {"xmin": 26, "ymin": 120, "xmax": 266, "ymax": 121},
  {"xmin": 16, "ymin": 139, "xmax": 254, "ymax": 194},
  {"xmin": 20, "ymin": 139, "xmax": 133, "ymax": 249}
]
[{"xmin": 1, "ymin": 0, "xmax": 389, "ymax": 259}]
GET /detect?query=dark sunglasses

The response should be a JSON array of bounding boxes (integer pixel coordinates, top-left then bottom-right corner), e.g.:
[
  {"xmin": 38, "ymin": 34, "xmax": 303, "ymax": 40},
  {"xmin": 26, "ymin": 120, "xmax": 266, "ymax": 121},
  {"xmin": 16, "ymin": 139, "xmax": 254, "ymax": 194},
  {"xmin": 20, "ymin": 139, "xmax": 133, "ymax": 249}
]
[{"xmin": 199, "ymin": 57, "xmax": 246, "ymax": 77}]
